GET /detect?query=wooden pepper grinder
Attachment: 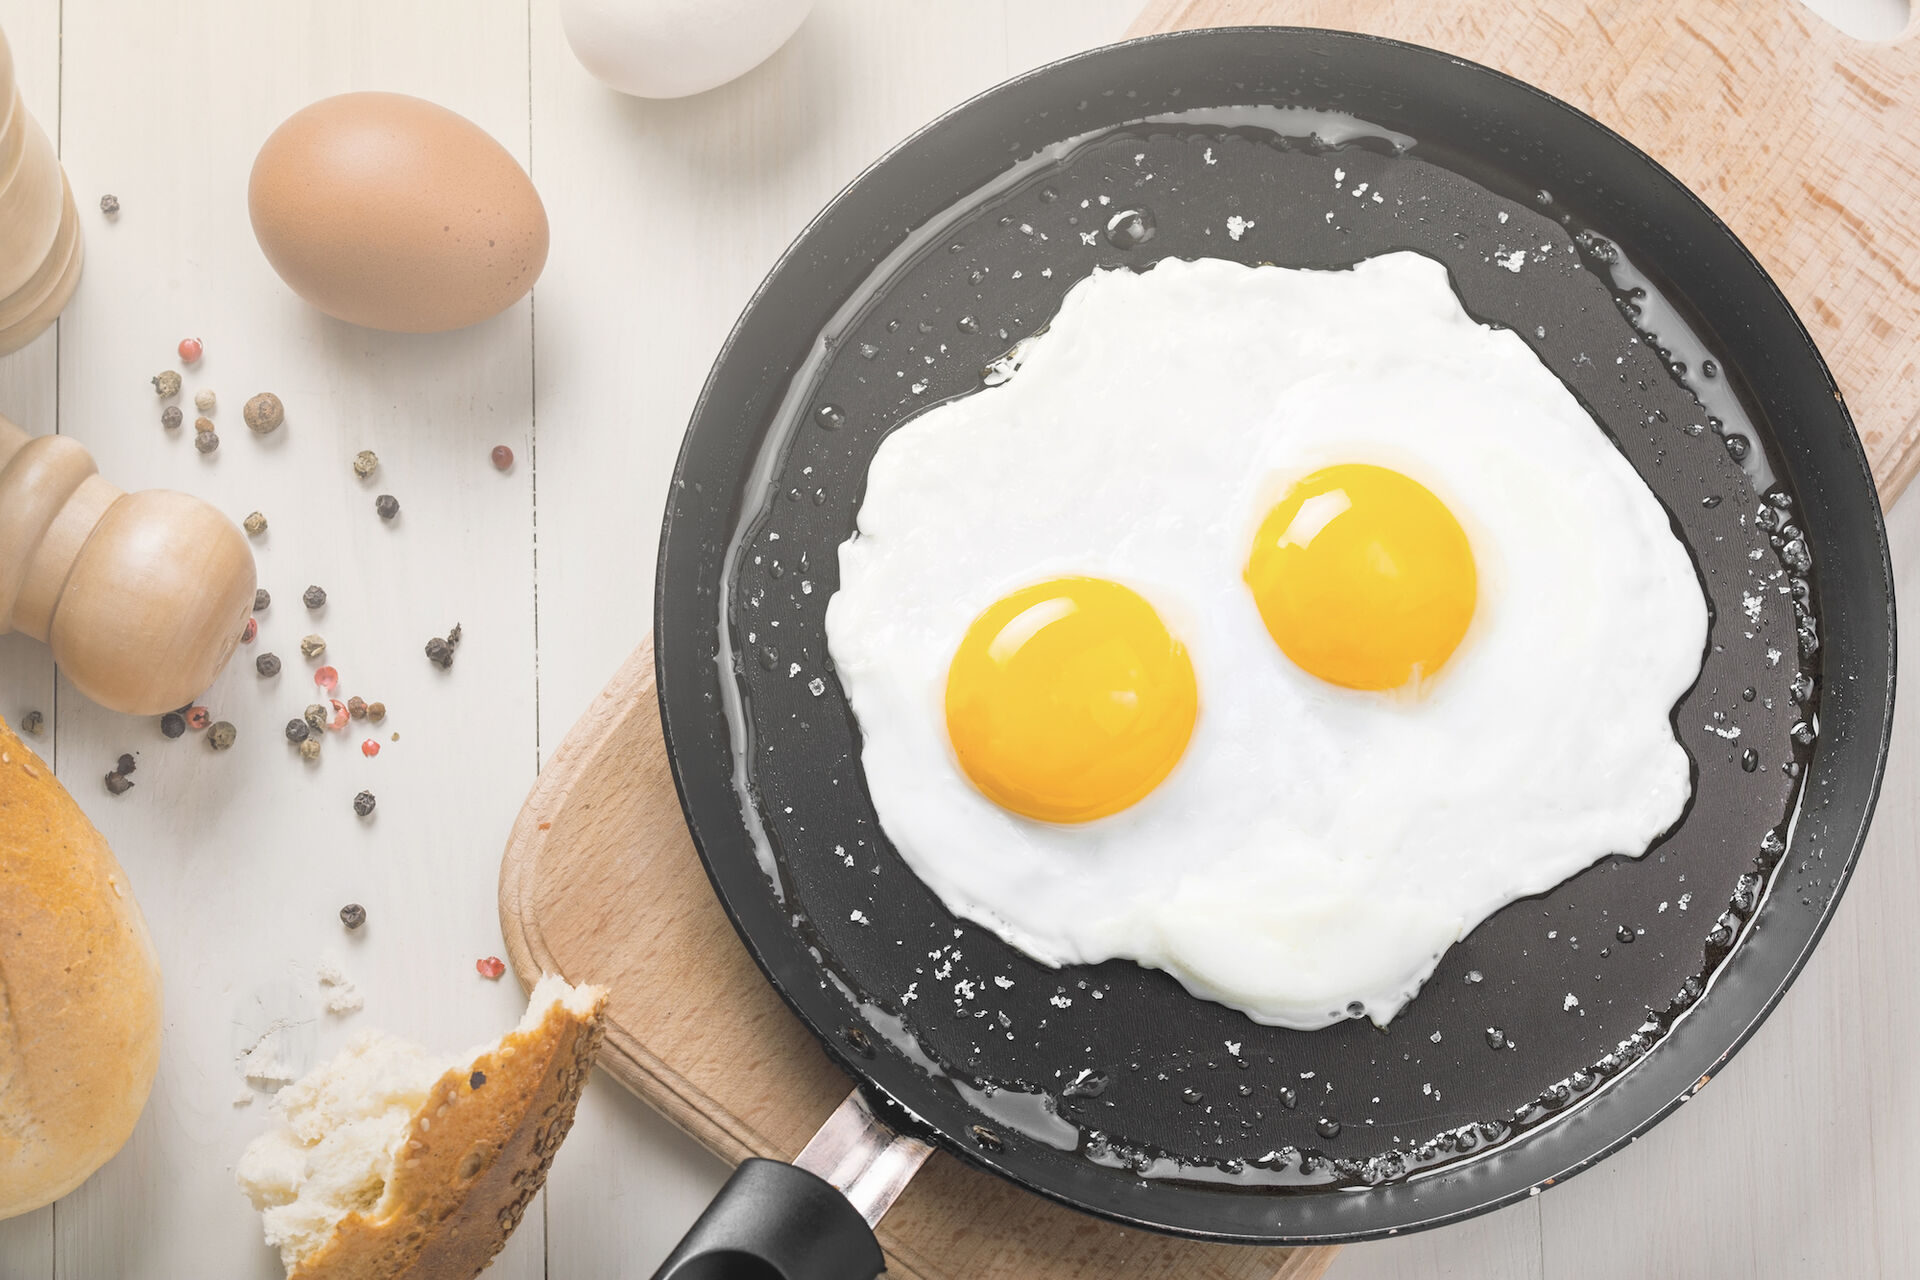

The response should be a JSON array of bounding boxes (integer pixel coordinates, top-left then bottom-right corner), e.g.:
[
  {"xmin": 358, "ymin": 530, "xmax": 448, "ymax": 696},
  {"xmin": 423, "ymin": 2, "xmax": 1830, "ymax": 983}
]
[
  {"xmin": 0, "ymin": 18, "xmax": 83, "ymax": 355},
  {"xmin": 0, "ymin": 415, "xmax": 256, "ymax": 716}
]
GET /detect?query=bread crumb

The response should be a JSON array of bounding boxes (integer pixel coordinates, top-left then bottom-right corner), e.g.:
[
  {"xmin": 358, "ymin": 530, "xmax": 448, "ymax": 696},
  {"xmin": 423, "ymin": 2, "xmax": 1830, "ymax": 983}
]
[
  {"xmin": 317, "ymin": 961, "xmax": 364, "ymax": 1015},
  {"xmin": 241, "ymin": 1040, "xmax": 298, "ymax": 1085}
]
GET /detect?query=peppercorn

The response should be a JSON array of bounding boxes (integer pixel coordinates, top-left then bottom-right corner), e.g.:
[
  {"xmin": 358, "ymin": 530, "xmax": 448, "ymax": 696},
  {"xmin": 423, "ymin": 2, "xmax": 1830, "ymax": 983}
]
[
  {"xmin": 476, "ymin": 956, "xmax": 506, "ymax": 980},
  {"xmin": 367, "ymin": 701, "xmax": 386, "ymax": 722},
  {"xmin": 303, "ymin": 585, "xmax": 326, "ymax": 610},
  {"xmin": 285, "ymin": 719, "xmax": 310, "ymax": 744},
  {"xmin": 18, "ymin": 710, "xmax": 43, "ymax": 735},
  {"xmin": 352, "ymin": 449, "xmax": 378, "ymax": 479},
  {"xmin": 159, "ymin": 711, "xmax": 185, "ymax": 738},
  {"xmin": 360, "ymin": 739, "xmax": 380, "ymax": 757},
  {"xmin": 315, "ymin": 666, "xmax": 339, "ymax": 692},
  {"xmin": 347, "ymin": 696, "xmax": 367, "ymax": 720},
  {"xmin": 491, "ymin": 445, "xmax": 513, "ymax": 470},
  {"xmin": 185, "ymin": 706, "xmax": 212, "ymax": 731},
  {"xmin": 117, "ymin": 753, "xmax": 137, "ymax": 775},
  {"xmin": 178, "ymin": 337, "xmax": 203, "ymax": 363},
  {"xmin": 207, "ymin": 721, "xmax": 237, "ymax": 750},
  {"xmin": 425, "ymin": 637, "xmax": 453, "ymax": 668},
  {"xmin": 194, "ymin": 389, "xmax": 216, "ymax": 414},
  {"xmin": 352, "ymin": 790, "xmax": 376, "ymax": 817},
  {"xmin": 469, "ymin": 1070, "xmax": 486, "ymax": 1089},
  {"xmin": 328, "ymin": 699, "xmax": 350, "ymax": 730},
  {"xmin": 100, "ymin": 193, "xmax": 119, "ymax": 215},
  {"xmin": 244, "ymin": 392, "xmax": 284, "ymax": 434},
  {"xmin": 193, "ymin": 429, "xmax": 219, "ymax": 454},
  {"xmin": 254, "ymin": 588, "xmax": 270, "ymax": 611},
  {"xmin": 161, "ymin": 405, "xmax": 183, "ymax": 430},
  {"xmin": 256, "ymin": 652, "xmax": 281, "ymax": 677},
  {"xmin": 104, "ymin": 771, "xmax": 133, "ymax": 795},
  {"xmin": 152, "ymin": 370, "xmax": 181, "ymax": 398},
  {"xmin": 298, "ymin": 737, "xmax": 321, "ymax": 762},
  {"xmin": 304, "ymin": 704, "xmax": 328, "ymax": 734},
  {"xmin": 340, "ymin": 903, "xmax": 366, "ymax": 929},
  {"xmin": 244, "ymin": 511, "xmax": 267, "ymax": 537},
  {"xmin": 241, "ymin": 617, "xmax": 257, "ymax": 643},
  {"xmin": 375, "ymin": 494, "xmax": 399, "ymax": 520},
  {"xmin": 300, "ymin": 634, "xmax": 326, "ymax": 659}
]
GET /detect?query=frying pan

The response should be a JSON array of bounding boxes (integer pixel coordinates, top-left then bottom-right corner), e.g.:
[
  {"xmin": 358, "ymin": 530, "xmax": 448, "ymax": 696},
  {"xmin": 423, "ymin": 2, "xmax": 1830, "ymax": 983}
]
[{"xmin": 647, "ymin": 26, "xmax": 1895, "ymax": 1276}]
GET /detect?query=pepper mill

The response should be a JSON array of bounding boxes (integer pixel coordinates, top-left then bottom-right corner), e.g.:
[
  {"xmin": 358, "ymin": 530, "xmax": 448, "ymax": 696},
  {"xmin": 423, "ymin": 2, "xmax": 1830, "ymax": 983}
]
[
  {"xmin": 0, "ymin": 415, "xmax": 256, "ymax": 716},
  {"xmin": 0, "ymin": 19, "xmax": 83, "ymax": 355}
]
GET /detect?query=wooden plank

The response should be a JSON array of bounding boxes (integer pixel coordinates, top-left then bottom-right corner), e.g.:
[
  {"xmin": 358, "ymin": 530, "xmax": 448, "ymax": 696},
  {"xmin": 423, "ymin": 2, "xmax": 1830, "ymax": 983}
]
[
  {"xmin": 1129, "ymin": 0, "xmax": 1920, "ymax": 503},
  {"xmin": 0, "ymin": 0, "xmax": 60, "ymax": 1272},
  {"xmin": 32, "ymin": 1, "xmax": 541, "ymax": 1276}
]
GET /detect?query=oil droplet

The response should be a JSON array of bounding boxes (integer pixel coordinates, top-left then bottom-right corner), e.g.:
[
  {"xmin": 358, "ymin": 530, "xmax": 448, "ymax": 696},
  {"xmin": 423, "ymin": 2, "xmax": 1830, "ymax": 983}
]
[
  {"xmin": 1182, "ymin": 1088, "xmax": 1204, "ymax": 1105},
  {"xmin": 1742, "ymin": 687, "xmax": 1756, "ymax": 702},
  {"xmin": 1039, "ymin": 186, "xmax": 1059, "ymax": 203},
  {"xmin": 757, "ymin": 646, "xmax": 778, "ymax": 671},
  {"xmin": 957, "ymin": 315, "xmax": 979, "ymax": 334},
  {"xmin": 1724, "ymin": 433, "xmax": 1751, "ymax": 461},
  {"xmin": 1702, "ymin": 495, "xmax": 1722, "ymax": 508},
  {"xmin": 1105, "ymin": 208, "xmax": 1156, "ymax": 248},
  {"xmin": 1485, "ymin": 1027, "xmax": 1507, "ymax": 1050},
  {"xmin": 1278, "ymin": 1086, "xmax": 1298, "ymax": 1110},
  {"xmin": 1741, "ymin": 748, "xmax": 1759, "ymax": 772},
  {"xmin": 1616, "ymin": 924, "xmax": 1635, "ymax": 943},
  {"xmin": 969, "ymin": 1125, "xmax": 1003, "ymax": 1152},
  {"xmin": 815, "ymin": 404, "xmax": 846, "ymax": 430},
  {"xmin": 1315, "ymin": 1117, "xmax": 1341, "ymax": 1139}
]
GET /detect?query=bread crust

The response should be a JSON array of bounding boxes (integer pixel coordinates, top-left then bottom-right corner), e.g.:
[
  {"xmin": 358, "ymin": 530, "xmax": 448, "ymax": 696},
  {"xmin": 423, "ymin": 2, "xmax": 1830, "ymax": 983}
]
[
  {"xmin": 0, "ymin": 715, "xmax": 164, "ymax": 1219},
  {"xmin": 287, "ymin": 988, "xmax": 608, "ymax": 1279}
]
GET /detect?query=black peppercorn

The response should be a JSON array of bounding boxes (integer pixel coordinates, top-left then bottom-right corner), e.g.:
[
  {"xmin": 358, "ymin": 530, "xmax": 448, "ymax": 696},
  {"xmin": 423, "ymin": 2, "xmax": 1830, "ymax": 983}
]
[
  {"xmin": 18, "ymin": 709, "xmax": 44, "ymax": 735},
  {"xmin": 340, "ymin": 903, "xmax": 366, "ymax": 929},
  {"xmin": 469, "ymin": 1070, "xmax": 487, "ymax": 1089},
  {"xmin": 425, "ymin": 637, "xmax": 453, "ymax": 668},
  {"xmin": 286, "ymin": 719, "xmax": 310, "ymax": 744},
  {"xmin": 161, "ymin": 405, "xmax": 183, "ymax": 430},
  {"xmin": 353, "ymin": 789, "xmax": 376, "ymax": 817},
  {"xmin": 254, "ymin": 588, "xmax": 270, "ymax": 611},
  {"xmin": 256, "ymin": 652, "xmax": 281, "ymax": 677},
  {"xmin": 160, "ymin": 711, "xmax": 186, "ymax": 738},
  {"xmin": 104, "ymin": 771, "xmax": 133, "ymax": 795},
  {"xmin": 117, "ymin": 753, "xmax": 136, "ymax": 775},
  {"xmin": 375, "ymin": 494, "xmax": 399, "ymax": 520},
  {"xmin": 303, "ymin": 585, "xmax": 327, "ymax": 610},
  {"xmin": 207, "ymin": 721, "xmax": 237, "ymax": 750},
  {"xmin": 304, "ymin": 703, "xmax": 328, "ymax": 733}
]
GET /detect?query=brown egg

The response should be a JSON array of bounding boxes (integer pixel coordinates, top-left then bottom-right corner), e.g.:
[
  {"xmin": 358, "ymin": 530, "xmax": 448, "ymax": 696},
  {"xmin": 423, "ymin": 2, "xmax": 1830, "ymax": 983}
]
[{"xmin": 248, "ymin": 93, "xmax": 548, "ymax": 332}]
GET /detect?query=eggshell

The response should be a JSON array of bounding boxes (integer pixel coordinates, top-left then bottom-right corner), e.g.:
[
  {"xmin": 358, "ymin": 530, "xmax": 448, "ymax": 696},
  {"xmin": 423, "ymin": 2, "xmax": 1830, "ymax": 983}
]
[
  {"xmin": 558, "ymin": 0, "xmax": 814, "ymax": 99},
  {"xmin": 248, "ymin": 93, "xmax": 548, "ymax": 333}
]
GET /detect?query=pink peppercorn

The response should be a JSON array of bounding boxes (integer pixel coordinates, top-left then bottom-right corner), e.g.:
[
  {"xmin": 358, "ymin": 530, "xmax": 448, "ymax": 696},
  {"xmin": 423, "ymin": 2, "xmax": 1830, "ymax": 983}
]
[
  {"xmin": 314, "ymin": 665, "xmax": 339, "ymax": 691},
  {"xmin": 328, "ymin": 699, "xmax": 349, "ymax": 730},
  {"xmin": 241, "ymin": 617, "xmax": 257, "ymax": 643},
  {"xmin": 476, "ymin": 956, "xmax": 506, "ymax": 980},
  {"xmin": 490, "ymin": 444, "xmax": 513, "ymax": 471},
  {"xmin": 361, "ymin": 738, "xmax": 380, "ymax": 757},
  {"xmin": 185, "ymin": 706, "xmax": 211, "ymax": 730},
  {"xmin": 177, "ymin": 337, "xmax": 203, "ymax": 364}
]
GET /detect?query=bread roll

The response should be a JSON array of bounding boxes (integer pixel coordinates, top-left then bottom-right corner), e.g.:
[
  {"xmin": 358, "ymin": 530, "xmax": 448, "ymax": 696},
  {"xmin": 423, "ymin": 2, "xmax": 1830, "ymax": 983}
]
[
  {"xmin": 238, "ymin": 973, "xmax": 607, "ymax": 1279},
  {"xmin": 0, "ymin": 715, "xmax": 164, "ymax": 1218}
]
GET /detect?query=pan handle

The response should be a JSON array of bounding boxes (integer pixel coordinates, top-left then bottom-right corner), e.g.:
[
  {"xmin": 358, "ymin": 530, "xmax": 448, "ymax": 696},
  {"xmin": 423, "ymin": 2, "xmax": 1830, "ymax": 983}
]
[{"xmin": 649, "ymin": 1090, "xmax": 933, "ymax": 1280}]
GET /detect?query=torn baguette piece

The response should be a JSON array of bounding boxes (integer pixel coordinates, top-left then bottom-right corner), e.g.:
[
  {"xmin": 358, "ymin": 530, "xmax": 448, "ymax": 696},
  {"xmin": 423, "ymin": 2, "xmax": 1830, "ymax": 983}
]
[{"xmin": 237, "ymin": 973, "xmax": 607, "ymax": 1280}]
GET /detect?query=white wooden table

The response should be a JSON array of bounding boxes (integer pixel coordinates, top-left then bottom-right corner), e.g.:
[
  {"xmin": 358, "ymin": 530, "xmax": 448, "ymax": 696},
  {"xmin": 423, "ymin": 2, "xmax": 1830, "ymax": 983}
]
[{"xmin": 0, "ymin": 2, "xmax": 1912, "ymax": 1277}]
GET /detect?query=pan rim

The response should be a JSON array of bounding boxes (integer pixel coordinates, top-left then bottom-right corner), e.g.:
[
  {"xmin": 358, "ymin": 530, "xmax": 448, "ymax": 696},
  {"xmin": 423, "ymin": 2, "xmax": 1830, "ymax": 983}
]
[{"xmin": 654, "ymin": 24, "xmax": 1897, "ymax": 1245}]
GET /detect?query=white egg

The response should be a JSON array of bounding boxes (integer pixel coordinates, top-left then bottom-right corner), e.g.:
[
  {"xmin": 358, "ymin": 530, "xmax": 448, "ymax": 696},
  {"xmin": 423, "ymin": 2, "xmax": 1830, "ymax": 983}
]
[
  {"xmin": 824, "ymin": 252, "xmax": 1708, "ymax": 1030},
  {"xmin": 557, "ymin": 0, "xmax": 814, "ymax": 99}
]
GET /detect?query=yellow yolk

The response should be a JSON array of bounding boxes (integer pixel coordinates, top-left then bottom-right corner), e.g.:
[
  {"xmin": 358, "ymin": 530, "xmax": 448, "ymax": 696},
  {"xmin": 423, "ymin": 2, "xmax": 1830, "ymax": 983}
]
[
  {"xmin": 1246, "ymin": 464, "xmax": 1476, "ymax": 691},
  {"xmin": 945, "ymin": 577, "xmax": 1197, "ymax": 823}
]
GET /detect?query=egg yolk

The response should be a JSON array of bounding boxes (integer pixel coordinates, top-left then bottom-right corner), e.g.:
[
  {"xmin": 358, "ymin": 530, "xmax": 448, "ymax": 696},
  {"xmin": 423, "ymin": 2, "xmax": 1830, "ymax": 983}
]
[
  {"xmin": 1246, "ymin": 464, "xmax": 1476, "ymax": 691},
  {"xmin": 945, "ymin": 577, "xmax": 1198, "ymax": 823}
]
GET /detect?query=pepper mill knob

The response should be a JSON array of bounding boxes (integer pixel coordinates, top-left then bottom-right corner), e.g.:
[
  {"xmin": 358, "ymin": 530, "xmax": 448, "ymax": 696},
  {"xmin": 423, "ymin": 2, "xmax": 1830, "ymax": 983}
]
[
  {"xmin": 0, "ymin": 416, "xmax": 256, "ymax": 715},
  {"xmin": 0, "ymin": 20, "xmax": 84, "ymax": 355}
]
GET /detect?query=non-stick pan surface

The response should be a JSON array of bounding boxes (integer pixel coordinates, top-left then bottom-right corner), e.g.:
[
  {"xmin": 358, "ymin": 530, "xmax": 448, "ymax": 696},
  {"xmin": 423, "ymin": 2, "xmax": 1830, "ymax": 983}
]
[{"xmin": 655, "ymin": 28, "xmax": 1894, "ymax": 1243}]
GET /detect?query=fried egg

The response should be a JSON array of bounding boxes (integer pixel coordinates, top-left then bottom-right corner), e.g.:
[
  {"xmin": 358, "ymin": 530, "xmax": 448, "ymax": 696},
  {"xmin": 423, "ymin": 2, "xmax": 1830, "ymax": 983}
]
[{"xmin": 823, "ymin": 251, "xmax": 1707, "ymax": 1029}]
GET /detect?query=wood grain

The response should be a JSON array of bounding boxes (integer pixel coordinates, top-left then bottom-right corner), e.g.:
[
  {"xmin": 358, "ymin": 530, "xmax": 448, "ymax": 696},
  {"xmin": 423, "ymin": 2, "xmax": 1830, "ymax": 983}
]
[
  {"xmin": 1129, "ymin": 0, "xmax": 1920, "ymax": 503},
  {"xmin": 498, "ymin": 636, "xmax": 1335, "ymax": 1280}
]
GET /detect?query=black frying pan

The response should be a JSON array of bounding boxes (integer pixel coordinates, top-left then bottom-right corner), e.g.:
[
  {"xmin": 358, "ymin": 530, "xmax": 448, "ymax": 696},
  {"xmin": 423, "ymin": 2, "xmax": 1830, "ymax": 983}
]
[{"xmin": 647, "ymin": 27, "xmax": 1895, "ymax": 1276}]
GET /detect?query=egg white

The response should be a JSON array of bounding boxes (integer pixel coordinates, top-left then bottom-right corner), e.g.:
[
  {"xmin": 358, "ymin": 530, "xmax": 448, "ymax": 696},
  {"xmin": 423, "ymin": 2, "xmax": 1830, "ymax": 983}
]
[{"xmin": 824, "ymin": 252, "xmax": 1707, "ymax": 1029}]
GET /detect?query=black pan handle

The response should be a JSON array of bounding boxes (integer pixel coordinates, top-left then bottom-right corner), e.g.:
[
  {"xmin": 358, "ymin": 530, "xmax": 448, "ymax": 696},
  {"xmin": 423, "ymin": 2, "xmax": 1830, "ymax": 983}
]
[
  {"xmin": 649, "ymin": 1157, "xmax": 884, "ymax": 1280},
  {"xmin": 649, "ymin": 1089, "xmax": 933, "ymax": 1280}
]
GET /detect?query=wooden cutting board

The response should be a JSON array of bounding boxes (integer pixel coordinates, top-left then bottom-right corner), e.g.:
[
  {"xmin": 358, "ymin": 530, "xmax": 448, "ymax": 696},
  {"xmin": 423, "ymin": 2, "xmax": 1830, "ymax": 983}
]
[{"xmin": 500, "ymin": 6, "xmax": 1920, "ymax": 1277}]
